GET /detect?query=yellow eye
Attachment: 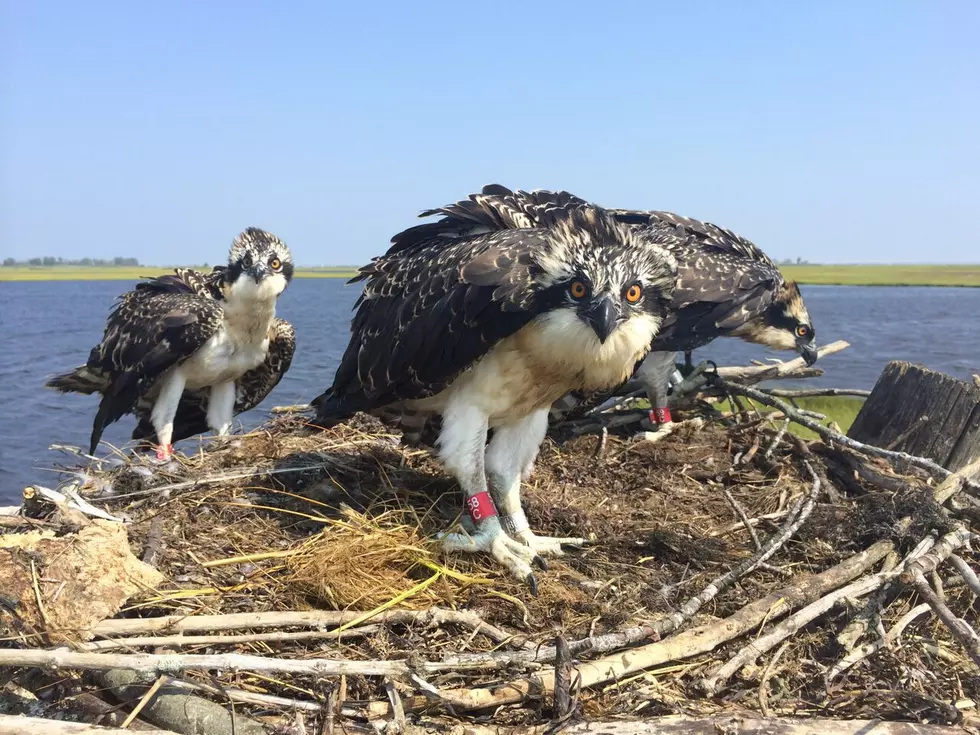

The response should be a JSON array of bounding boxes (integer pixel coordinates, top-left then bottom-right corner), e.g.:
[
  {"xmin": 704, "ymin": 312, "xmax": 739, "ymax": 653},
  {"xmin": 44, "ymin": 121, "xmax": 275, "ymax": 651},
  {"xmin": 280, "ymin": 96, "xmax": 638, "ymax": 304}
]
[
  {"xmin": 569, "ymin": 280, "xmax": 588, "ymax": 299},
  {"xmin": 269, "ymin": 257, "xmax": 282, "ymax": 271},
  {"xmin": 796, "ymin": 325, "xmax": 809, "ymax": 338},
  {"xmin": 625, "ymin": 283, "xmax": 643, "ymax": 303}
]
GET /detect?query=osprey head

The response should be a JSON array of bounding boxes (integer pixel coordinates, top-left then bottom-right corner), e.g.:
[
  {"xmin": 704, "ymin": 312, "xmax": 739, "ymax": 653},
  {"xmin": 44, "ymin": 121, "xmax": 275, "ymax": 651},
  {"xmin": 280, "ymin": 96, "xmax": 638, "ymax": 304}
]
[
  {"xmin": 762, "ymin": 280, "xmax": 817, "ymax": 365},
  {"xmin": 538, "ymin": 210, "xmax": 677, "ymax": 346},
  {"xmin": 225, "ymin": 228, "xmax": 294, "ymax": 300}
]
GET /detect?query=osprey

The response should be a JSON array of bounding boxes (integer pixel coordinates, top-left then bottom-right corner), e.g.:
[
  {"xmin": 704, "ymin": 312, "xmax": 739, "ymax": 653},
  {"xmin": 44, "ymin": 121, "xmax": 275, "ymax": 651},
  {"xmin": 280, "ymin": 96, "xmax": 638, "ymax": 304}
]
[
  {"xmin": 395, "ymin": 185, "xmax": 817, "ymax": 430},
  {"xmin": 312, "ymin": 199, "xmax": 679, "ymax": 589},
  {"xmin": 46, "ymin": 228, "xmax": 295, "ymax": 459},
  {"xmin": 606, "ymin": 207, "xmax": 817, "ymax": 430}
]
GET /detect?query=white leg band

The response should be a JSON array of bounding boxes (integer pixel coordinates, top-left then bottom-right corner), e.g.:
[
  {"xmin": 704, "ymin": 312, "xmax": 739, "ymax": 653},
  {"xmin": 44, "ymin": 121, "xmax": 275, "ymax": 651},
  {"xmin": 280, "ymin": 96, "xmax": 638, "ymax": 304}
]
[{"xmin": 501, "ymin": 509, "xmax": 531, "ymax": 536}]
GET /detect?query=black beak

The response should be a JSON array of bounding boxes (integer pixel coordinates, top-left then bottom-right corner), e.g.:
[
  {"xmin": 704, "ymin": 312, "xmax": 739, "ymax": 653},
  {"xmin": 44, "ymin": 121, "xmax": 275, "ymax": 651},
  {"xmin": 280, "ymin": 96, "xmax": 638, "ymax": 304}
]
[
  {"xmin": 247, "ymin": 263, "xmax": 269, "ymax": 283},
  {"xmin": 586, "ymin": 296, "xmax": 619, "ymax": 344},
  {"xmin": 800, "ymin": 342, "xmax": 818, "ymax": 366}
]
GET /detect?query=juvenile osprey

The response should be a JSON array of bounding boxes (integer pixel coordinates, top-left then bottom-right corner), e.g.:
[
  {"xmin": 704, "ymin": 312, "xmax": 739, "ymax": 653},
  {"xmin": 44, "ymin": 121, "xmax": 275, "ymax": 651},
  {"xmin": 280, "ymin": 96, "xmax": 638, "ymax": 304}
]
[
  {"xmin": 401, "ymin": 185, "xmax": 818, "ymax": 430},
  {"xmin": 312, "ymin": 199, "xmax": 679, "ymax": 589},
  {"xmin": 599, "ymin": 207, "xmax": 818, "ymax": 429},
  {"xmin": 46, "ymin": 228, "xmax": 295, "ymax": 459}
]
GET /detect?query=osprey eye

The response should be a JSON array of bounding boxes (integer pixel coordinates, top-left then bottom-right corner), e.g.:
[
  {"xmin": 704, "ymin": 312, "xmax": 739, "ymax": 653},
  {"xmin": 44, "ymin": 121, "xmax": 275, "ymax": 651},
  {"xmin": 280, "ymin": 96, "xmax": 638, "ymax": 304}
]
[
  {"xmin": 569, "ymin": 280, "xmax": 588, "ymax": 300},
  {"xmin": 624, "ymin": 283, "xmax": 643, "ymax": 304},
  {"xmin": 796, "ymin": 325, "xmax": 810, "ymax": 338},
  {"xmin": 269, "ymin": 257, "xmax": 282, "ymax": 272}
]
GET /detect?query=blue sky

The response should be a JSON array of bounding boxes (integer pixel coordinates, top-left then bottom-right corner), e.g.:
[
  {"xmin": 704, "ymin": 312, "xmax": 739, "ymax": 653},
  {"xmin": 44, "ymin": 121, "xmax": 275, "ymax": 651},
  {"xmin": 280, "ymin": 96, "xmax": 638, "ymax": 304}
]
[{"xmin": 2, "ymin": 1, "xmax": 978, "ymax": 265}]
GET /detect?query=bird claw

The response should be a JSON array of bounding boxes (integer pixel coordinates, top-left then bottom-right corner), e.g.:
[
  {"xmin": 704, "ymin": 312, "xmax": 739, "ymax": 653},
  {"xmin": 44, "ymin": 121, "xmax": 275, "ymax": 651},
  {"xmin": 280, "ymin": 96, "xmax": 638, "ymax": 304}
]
[
  {"xmin": 525, "ymin": 573, "xmax": 539, "ymax": 597},
  {"xmin": 438, "ymin": 522, "xmax": 543, "ymax": 586},
  {"xmin": 516, "ymin": 530, "xmax": 588, "ymax": 557}
]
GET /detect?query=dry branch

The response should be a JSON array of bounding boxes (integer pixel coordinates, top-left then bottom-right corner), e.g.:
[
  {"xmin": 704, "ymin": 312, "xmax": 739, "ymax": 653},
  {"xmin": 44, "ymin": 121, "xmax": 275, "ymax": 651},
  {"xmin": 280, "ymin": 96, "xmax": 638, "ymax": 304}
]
[
  {"xmin": 364, "ymin": 539, "xmax": 895, "ymax": 716},
  {"xmin": 910, "ymin": 569, "xmax": 980, "ymax": 668},
  {"xmin": 89, "ymin": 607, "xmax": 522, "ymax": 648},
  {"xmin": 825, "ymin": 603, "xmax": 931, "ymax": 683},
  {"xmin": 0, "ymin": 648, "xmax": 413, "ymax": 681},
  {"xmin": 718, "ymin": 379, "xmax": 980, "ymax": 492},
  {"xmin": 79, "ymin": 625, "xmax": 380, "ymax": 652},
  {"xmin": 763, "ymin": 388, "xmax": 871, "ymax": 398},
  {"xmin": 714, "ymin": 340, "xmax": 850, "ymax": 382},
  {"xmin": 701, "ymin": 528, "xmax": 970, "ymax": 694}
]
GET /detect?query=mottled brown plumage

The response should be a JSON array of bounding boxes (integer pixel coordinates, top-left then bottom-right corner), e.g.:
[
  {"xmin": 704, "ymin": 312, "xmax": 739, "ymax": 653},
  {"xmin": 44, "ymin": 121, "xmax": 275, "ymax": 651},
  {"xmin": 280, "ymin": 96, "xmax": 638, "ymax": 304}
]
[{"xmin": 46, "ymin": 228, "xmax": 295, "ymax": 455}]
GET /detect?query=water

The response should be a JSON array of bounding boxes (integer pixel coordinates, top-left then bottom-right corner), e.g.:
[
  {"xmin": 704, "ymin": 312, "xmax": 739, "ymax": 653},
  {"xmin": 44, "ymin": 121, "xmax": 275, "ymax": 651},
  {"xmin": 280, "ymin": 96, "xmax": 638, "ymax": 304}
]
[{"xmin": 2, "ymin": 280, "xmax": 978, "ymax": 503}]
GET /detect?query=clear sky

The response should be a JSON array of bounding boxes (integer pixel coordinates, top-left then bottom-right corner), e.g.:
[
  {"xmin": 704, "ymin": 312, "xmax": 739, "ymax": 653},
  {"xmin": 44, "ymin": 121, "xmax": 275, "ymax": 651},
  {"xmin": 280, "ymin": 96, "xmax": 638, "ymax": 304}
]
[{"xmin": 2, "ymin": 1, "xmax": 978, "ymax": 266}]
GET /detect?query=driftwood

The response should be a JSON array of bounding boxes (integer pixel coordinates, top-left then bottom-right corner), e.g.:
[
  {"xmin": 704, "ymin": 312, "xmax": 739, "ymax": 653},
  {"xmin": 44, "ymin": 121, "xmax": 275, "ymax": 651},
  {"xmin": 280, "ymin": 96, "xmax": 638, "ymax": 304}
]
[
  {"xmin": 714, "ymin": 339, "xmax": 850, "ymax": 382},
  {"xmin": 849, "ymin": 361, "xmax": 980, "ymax": 480}
]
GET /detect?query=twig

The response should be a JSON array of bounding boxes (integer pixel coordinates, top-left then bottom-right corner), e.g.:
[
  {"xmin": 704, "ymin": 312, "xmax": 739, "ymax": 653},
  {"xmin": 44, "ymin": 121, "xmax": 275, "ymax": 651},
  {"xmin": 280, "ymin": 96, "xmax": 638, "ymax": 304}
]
[
  {"xmin": 825, "ymin": 603, "xmax": 931, "ymax": 683},
  {"xmin": 90, "ymin": 607, "xmax": 524, "ymax": 649},
  {"xmin": 362, "ymin": 539, "xmax": 895, "ymax": 717},
  {"xmin": 722, "ymin": 488, "xmax": 762, "ymax": 552},
  {"xmin": 713, "ymin": 340, "xmax": 850, "ymax": 382},
  {"xmin": 949, "ymin": 555, "xmax": 980, "ymax": 596},
  {"xmin": 79, "ymin": 625, "xmax": 380, "ymax": 652},
  {"xmin": 762, "ymin": 388, "xmax": 871, "ymax": 398},
  {"xmin": 384, "ymin": 679, "xmax": 406, "ymax": 734},
  {"xmin": 701, "ymin": 528, "xmax": 967, "ymax": 694},
  {"xmin": 23, "ymin": 484, "xmax": 124, "ymax": 522},
  {"xmin": 717, "ymin": 379, "xmax": 980, "ymax": 492},
  {"xmin": 162, "ymin": 677, "xmax": 341, "ymax": 715},
  {"xmin": 0, "ymin": 649, "xmax": 414, "ymax": 681},
  {"xmin": 646, "ymin": 462, "xmax": 819, "ymax": 639},
  {"xmin": 764, "ymin": 419, "xmax": 791, "ymax": 460},
  {"xmin": 835, "ymin": 549, "xmax": 901, "ymax": 651},
  {"xmin": 120, "ymin": 675, "xmax": 167, "ymax": 729},
  {"xmin": 758, "ymin": 640, "xmax": 790, "ymax": 717},
  {"xmin": 911, "ymin": 569, "xmax": 980, "ymax": 667}
]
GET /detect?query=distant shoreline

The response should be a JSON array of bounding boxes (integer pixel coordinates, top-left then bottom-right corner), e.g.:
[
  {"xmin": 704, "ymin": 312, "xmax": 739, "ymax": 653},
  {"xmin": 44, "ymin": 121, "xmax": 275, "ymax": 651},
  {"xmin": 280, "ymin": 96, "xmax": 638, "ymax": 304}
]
[{"xmin": 2, "ymin": 264, "xmax": 979, "ymax": 287}]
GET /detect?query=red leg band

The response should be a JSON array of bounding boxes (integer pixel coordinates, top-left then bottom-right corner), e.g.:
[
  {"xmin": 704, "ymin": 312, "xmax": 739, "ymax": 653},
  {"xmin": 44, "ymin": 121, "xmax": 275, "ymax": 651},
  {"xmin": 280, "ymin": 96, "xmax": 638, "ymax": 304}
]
[
  {"xmin": 466, "ymin": 491, "xmax": 498, "ymax": 523},
  {"xmin": 651, "ymin": 407, "xmax": 672, "ymax": 424}
]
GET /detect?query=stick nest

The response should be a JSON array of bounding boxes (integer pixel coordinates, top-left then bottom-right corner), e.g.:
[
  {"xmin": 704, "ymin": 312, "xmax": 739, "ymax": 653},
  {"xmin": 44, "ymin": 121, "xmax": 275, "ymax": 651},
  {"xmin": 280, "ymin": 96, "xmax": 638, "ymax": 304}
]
[{"xmin": 3, "ymin": 404, "xmax": 979, "ymax": 733}]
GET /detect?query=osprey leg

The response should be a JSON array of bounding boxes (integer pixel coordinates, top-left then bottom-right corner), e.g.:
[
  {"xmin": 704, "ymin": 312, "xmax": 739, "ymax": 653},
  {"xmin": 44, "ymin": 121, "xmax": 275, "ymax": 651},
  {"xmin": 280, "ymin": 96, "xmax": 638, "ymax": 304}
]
[
  {"xmin": 486, "ymin": 409, "xmax": 587, "ymax": 556},
  {"xmin": 435, "ymin": 402, "xmax": 544, "ymax": 591},
  {"xmin": 150, "ymin": 369, "xmax": 187, "ymax": 460},
  {"xmin": 635, "ymin": 351, "xmax": 677, "ymax": 428},
  {"xmin": 207, "ymin": 380, "xmax": 236, "ymax": 436}
]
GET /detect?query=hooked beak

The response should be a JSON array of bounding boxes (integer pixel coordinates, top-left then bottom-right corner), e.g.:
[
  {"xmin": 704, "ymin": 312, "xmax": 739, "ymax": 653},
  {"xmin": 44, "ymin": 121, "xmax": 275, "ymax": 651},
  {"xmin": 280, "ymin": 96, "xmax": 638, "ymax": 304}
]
[
  {"xmin": 247, "ymin": 263, "xmax": 269, "ymax": 283},
  {"xmin": 586, "ymin": 296, "xmax": 619, "ymax": 344},
  {"xmin": 799, "ymin": 341, "xmax": 818, "ymax": 366}
]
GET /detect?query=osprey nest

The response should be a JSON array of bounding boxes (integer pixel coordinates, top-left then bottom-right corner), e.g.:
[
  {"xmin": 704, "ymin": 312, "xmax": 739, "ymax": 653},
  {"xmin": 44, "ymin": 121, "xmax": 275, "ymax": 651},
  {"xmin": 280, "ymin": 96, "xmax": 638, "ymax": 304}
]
[{"xmin": 2, "ymin": 348, "xmax": 979, "ymax": 735}]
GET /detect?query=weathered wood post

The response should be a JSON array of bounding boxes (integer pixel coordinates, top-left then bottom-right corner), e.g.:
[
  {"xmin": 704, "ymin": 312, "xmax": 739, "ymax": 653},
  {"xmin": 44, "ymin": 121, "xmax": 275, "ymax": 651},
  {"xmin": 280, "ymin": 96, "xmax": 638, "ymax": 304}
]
[{"xmin": 848, "ymin": 361, "xmax": 980, "ymax": 478}]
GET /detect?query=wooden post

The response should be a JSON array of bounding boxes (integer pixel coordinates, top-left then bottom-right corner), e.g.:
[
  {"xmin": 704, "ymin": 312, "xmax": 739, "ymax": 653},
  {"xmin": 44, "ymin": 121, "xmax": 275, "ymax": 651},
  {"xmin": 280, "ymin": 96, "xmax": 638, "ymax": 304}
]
[{"xmin": 848, "ymin": 361, "xmax": 980, "ymax": 478}]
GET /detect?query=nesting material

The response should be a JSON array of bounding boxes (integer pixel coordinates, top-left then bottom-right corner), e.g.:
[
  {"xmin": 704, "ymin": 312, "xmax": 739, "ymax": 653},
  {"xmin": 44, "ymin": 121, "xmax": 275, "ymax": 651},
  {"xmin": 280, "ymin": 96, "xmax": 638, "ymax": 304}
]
[
  {"xmin": 1, "ymin": 404, "xmax": 978, "ymax": 732},
  {"xmin": 285, "ymin": 506, "xmax": 469, "ymax": 610},
  {"xmin": 0, "ymin": 520, "xmax": 163, "ymax": 643}
]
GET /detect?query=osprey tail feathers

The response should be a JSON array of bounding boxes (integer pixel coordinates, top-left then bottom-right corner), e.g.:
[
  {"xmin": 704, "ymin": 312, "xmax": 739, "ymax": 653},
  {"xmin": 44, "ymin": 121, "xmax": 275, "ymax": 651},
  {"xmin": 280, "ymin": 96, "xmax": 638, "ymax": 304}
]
[
  {"xmin": 45, "ymin": 365, "xmax": 109, "ymax": 395},
  {"xmin": 308, "ymin": 389, "xmax": 371, "ymax": 429}
]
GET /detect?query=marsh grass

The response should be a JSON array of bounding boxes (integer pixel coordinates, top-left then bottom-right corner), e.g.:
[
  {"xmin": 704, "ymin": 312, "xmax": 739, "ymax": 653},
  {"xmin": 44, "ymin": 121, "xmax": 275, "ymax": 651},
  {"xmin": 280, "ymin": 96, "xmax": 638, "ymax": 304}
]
[
  {"xmin": 715, "ymin": 394, "xmax": 865, "ymax": 438},
  {"xmin": 781, "ymin": 264, "xmax": 980, "ymax": 287}
]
